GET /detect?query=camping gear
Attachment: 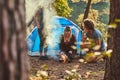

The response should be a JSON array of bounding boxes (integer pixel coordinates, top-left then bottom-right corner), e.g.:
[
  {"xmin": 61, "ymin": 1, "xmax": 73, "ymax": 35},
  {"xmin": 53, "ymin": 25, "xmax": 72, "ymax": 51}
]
[{"xmin": 26, "ymin": 16, "xmax": 82, "ymax": 59}]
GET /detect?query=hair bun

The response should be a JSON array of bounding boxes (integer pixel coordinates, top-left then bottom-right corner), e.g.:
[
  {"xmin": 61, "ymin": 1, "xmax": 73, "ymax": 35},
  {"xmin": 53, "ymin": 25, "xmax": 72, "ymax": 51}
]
[{"xmin": 65, "ymin": 26, "xmax": 71, "ymax": 32}]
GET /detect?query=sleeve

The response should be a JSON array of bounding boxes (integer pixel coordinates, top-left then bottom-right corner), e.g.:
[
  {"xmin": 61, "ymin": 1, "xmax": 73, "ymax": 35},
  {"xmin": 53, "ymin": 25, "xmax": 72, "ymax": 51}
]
[
  {"xmin": 93, "ymin": 30, "xmax": 103, "ymax": 48},
  {"xmin": 59, "ymin": 35, "xmax": 64, "ymax": 51},
  {"xmin": 73, "ymin": 35, "xmax": 76, "ymax": 46},
  {"xmin": 70, "ymin": 35, "xmax": 77, "ymax": 53},
  {"xmin": 94, "ymin": 30, "xmax": 102, "ymax": 40}
]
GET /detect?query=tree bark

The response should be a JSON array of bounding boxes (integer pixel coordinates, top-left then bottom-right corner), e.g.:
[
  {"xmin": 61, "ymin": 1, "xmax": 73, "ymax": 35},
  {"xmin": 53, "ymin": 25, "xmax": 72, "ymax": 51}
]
[
  {"xmin": 83, "ymin": 0, "xmax": 92, "ymax": 20},
  {"xmin": 0, "ymin": 0, "xmax": 29, "ymax": 80},
  {"xmin": 104, "ymin": 0, "xmax": 120, "ymax": 80}
]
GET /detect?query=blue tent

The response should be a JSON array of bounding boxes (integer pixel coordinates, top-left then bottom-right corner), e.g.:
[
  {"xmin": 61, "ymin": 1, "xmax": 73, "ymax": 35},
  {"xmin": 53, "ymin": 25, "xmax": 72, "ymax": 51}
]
[{"xmin": 27, "ymin": 16, "xmax": 82, "ymax": 59}]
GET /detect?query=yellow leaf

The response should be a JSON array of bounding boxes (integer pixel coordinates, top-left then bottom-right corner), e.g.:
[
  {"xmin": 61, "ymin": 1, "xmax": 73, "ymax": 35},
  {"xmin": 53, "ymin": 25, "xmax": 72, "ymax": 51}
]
[
  {"xmin": 108, "ymin": 23, "xmax": 117, "ymax": 29},
  {"xmin": 71, "ymin": 69, "xmax": 77, "ymax": 72},
  {"xmin": 79, "ymin": 59, "xmax": 84, "ymax": 63},
  {"xmin": 92, "ymin": 45, "xmax": 100, "ymax": 50},
  {"xmin": 36, "ymin": 70, "xmax": 48, "ymax": 77},
  {"xmin": 65, "ymin": 70, "xmax": 73, "ymax": 75},
  {"xmin": 115, "ymin": 19, "xmax": 120, "ymax": 22},
  {"xmin": 94, "ymin": 52, "xmax": 101, "ymax": 56}
]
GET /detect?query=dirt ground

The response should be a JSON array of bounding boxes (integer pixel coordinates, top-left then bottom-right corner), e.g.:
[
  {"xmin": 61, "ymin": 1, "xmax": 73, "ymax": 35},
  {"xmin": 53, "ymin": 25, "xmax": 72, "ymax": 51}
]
[{"xmin": 29, "ymin": 56, "xmax": 105, "ymax": 80}]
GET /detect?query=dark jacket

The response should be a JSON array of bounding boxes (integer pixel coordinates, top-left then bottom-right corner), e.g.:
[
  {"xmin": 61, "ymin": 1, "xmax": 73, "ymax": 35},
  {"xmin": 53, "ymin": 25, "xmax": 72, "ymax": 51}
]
[{"xmin": 59, "ymin": 34, "xmax": 77, "ymax": 54}]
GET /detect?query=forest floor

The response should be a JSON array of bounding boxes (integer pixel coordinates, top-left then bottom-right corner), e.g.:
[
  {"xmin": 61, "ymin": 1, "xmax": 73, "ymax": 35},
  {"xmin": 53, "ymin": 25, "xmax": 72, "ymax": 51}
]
[{"xmin": 29, "ymin": 56, "xmax": 105, "ymax": 80}]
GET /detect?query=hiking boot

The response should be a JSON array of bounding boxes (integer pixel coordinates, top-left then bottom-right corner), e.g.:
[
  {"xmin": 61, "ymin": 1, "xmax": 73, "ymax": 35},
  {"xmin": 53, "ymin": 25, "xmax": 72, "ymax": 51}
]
[
  {"xmin": 39, "ymin": 56, "xmax": 49, "ymax": 60},
  {"xmin": 44, "ymin": 55, "xmax": 49, "ymax": 60}
]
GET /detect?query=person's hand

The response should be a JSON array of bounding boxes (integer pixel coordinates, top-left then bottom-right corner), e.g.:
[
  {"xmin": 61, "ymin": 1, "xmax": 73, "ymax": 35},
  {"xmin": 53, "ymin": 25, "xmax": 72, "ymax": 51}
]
[
  {"xmin": 80, "ymin": 41, "xmax": 91, "ymax": 49},
  {"xmin": 80, "ymin": 42, "xmax": 86, "ymax": 49},
  {"xmin": 82, "ymin": 30, "xmax": 87, "ymax": 42},
  {"xmin": 83, "ymin": 28, "xmax": 88, "ymax": 33},
  {"xmin": 69, "ymin": 51, "xmax": 72, "ymax": 54}
]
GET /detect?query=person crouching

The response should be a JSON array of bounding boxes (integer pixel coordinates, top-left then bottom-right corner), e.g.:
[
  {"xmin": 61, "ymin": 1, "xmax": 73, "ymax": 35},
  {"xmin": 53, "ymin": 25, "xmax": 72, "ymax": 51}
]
[{"xmin": 59, "ymin": 26, "xmax": 77, "ymax": 63}]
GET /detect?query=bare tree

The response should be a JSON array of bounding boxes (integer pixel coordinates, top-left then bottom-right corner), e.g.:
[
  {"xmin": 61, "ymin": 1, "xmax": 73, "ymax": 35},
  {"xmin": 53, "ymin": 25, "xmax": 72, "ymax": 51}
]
[
  {"xmin": 104, "ymin": 0, "xmax": 120, "ymax": 80},
  {"xmin": 0, "ymin": 0, "xmax": 29, "ymax": 80},
  {"xmin": 83, "ymin": 0, "xmax": 92, "ymax": 20}
]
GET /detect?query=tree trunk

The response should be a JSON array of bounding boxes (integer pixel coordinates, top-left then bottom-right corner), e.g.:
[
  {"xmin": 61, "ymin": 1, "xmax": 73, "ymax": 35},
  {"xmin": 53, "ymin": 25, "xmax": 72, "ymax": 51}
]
[
  {"xmin": 83, "ymin": 0, "xmax": 92, "ymax": 20},
  {"xmin": 104, "ymin": 0, "xmax": 120, "ymax": 80},
  {"xmin": 0, "ymin": 0, "xmax": 29, "ymax": 80}
]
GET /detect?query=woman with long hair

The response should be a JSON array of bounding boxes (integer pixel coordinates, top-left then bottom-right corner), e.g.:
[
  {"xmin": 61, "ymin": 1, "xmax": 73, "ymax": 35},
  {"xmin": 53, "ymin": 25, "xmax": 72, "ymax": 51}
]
[{"xmin": 59, "ymin": 26, "xmax": 77, "ymax": 62}]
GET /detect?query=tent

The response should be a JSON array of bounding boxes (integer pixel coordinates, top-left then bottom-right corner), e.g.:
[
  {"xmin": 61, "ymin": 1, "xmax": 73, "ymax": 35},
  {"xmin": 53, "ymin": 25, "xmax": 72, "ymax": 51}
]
[{"xmin": 26, "ymin": 16, "xmax": 82, "ymax": 59}]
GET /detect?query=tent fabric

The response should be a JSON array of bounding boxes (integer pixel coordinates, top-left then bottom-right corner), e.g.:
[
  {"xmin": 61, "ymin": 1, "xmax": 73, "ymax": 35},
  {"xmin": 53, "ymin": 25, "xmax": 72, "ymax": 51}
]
[
  {"xmin": 52, "ymin": 16, "xmax": 81, "ymax": 30},
  {"xmin": 27, "ymin": 16, "xmax": 82, "ymax": 58}
]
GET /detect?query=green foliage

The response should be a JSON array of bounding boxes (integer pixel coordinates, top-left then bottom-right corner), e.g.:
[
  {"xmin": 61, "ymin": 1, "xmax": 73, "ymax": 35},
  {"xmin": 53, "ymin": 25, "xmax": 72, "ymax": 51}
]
[
  {"xmin": 76, "ymin": 14, "xmax": 84, "ymax": 26},
  {"xmin": 76, "ymin": 9, "xmax": 99, "ymax": 27},
  {"xmin": 54, "ymin": 0, "xmax": 72, "ymax": 18},
  {"xmin": 83, "ymin": 0, "xmax": 101, "ymax": 4},
  {"xmin": 99, "ymin": 10, "xmax": 109, "ymax": 24},
  {"xmin": 68, "ymin": 0, "xmax": 86, "ymax": 24},
  {"xmin": 92, "ymin": 2, "xmax": 109, "ymax": 11},
  {"xmin": 88, "ymin": 9, "xmax": 99, "ymax": 20},
  {"xmin": 41, "ymin": 64, "xmax": 49, "ymax": 71},
  {"xmin": 68, "ymin": 0, "xmax": 109, "ymax": 28},
  {"xmin": 71, "ymin": 0, "xmax": 80, "ymax": 3},
  {"xmin": 115, "ymin": 19, "xmax": 120, "ymax": 23},
  {"xmin": 96, "ymin": 21, "xmax": 108, "ymax": 42},
  {"xmin": 108, "ymin": 23, "xmax": 117, "ymax": 29},
  {"xmin": 107, "ymin": 19, "xmax": 120, "ymax": 29},
  {"xmin": 102, "ymin": 49, "xmax": 112, "ymax": 58}
]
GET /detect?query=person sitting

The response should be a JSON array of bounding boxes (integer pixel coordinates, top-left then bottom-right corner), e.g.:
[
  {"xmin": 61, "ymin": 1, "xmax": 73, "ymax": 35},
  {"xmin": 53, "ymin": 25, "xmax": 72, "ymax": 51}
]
[
  {"xmin": 80, "ymin": 19, "xmax": 106, "ymax": 62},
  {"xmin": 59, "ymin": 26, "xmax": 77, "ymax": 62}
]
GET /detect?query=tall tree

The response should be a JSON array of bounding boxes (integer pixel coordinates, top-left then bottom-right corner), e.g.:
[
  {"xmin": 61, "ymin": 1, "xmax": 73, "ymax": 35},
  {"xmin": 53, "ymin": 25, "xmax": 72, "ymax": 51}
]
[
  {"xmin": 104, "ymin": 0, "xmax": 120, "ymax": 80},
  {"xmin": 83, "ymin": 0, "xmax": 92, "ymax": 20},
  {"xmin": 0, "ymin": 0, "xmax": 29, "ymax": 80}
]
